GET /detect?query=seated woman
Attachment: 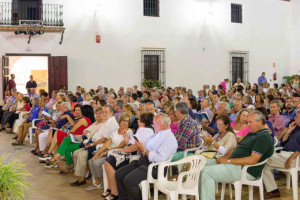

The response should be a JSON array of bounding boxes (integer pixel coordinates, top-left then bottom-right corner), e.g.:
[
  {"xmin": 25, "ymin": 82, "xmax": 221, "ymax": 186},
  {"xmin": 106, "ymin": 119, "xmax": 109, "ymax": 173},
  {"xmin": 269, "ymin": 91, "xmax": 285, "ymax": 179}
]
[
  {"xmin": 202, "ymin": 114, "xmax": 237, "ymax": 160},
  {"xmin": 40, "ymin": 102, "xmax": 82, "ymax": 160},
  {"xmin": 123, "ymin": 104, "xmax": 138, "ymax": 133},
  {"xmin": 230, "ymin": 109, "xmax": 250, "ymax": 143},
  {"xmin": 82, "ymin": 113, "xmax": 134, "ymax": 190},
  {"xmin": 168, "ymin": 106, "xmax": 179, "ymax": 134},
  {"xmin": 31, "ymin": 101, "xmax": 63, "ymax": 155},
  {"xmin": 4, "ymin": 96, "xmax": 31, "ymax": 132},
  {"xmin": 99, "ymin": 113, "xmax": 154, "ymax": 197},
  {"xmin": 46, "ymin": 105, "xmax": 95, "ymax": 168}
]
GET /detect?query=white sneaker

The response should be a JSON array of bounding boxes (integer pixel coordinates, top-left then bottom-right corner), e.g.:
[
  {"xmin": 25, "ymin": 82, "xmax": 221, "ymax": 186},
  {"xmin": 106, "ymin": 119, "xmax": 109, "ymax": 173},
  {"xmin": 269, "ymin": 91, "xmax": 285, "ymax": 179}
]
[
  {"xmin": 84, "ymin": 183, "xmax": 103, "ymax": 191},
  {"xmin": 39, "ymin": 156, "xmax": 52, "ymax": 161},
  {"xmin": 45, "ymin": 163, "xmax": 58, "ymax": 168}
]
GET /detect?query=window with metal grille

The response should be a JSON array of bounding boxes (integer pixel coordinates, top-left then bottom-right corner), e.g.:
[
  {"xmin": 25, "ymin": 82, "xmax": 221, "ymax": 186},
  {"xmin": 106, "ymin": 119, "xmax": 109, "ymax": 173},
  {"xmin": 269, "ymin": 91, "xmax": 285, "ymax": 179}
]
[
  {"xmin": 231, "ymin": 3, "xmax": 242, "ymax": 23},
  {"xmin": 144, "ymin": 0, "xmax": 159, "ymax": 17},
  {"xmin": 229, "ymin": 52, "xmax": 249, "ymax": 86},
  {"xmin": 141, "ymin": 49, "xmax": 165, "ymax": 87}
]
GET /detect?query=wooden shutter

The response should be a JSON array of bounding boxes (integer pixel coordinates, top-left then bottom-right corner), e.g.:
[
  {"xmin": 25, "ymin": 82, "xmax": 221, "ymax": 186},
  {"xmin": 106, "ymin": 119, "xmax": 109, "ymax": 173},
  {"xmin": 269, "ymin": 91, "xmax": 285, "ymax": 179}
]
[
  {"xmin": 232, "ymin": 57, "xmax": 244, "ymax": 85},
  {"xmin": 144, "ymin": 55, "xmax": 159, "ymax": 81},
  {"xmin": 48, "ymin": 56, "xmax": 68, "ymax": 93},
  {"xmin": 2, "ymin": 56, "xmax": 9, "ymax": 96}
]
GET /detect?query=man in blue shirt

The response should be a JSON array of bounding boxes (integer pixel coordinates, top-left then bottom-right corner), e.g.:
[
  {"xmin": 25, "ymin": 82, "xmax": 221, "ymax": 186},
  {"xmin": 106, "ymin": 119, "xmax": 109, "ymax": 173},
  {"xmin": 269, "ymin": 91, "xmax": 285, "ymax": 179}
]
[
  {"xmin": 12, "ymin": 98, "xmax": 48, "ymax": 145},
  {"xmin": 282, "ymin": 97, "xmax": 296, "ymax": 127},
  {"xmin": 263, "ymin": 109, "xmax": 300, "ymax": 199},
  {"xmin": 258, "ymin": 72, "xmax": 267, "ymax": 86},
  {"xmin": 115, "ymin": 113, "xmax": 178, "ymax": 200}
]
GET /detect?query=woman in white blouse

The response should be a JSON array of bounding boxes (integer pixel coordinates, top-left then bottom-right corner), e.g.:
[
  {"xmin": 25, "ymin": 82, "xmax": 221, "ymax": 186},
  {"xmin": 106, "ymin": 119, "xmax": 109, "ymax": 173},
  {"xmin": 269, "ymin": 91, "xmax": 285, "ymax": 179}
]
[
  {"xmin": 82, "ymin": 113, "xmax": 134, "ymax": 190},
  {"xmin": 100, "ymin": 112, "xmax": 155, "ymax": 199},
  {"xmin": 202, "ymin": 114, "xmax": 237, "ymax": 160}
]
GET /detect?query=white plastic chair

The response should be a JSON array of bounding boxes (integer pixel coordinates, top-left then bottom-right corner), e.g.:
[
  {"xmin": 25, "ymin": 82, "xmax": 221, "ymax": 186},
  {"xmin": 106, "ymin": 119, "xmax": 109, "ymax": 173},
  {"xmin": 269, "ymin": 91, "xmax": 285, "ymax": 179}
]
[
  {"xmin": 273, "ymin": 147, "xmax": 300, "ymax": 200},
  {"xmin": 154, "ymin": 155, "xmax": 206, "ymax": 200},
  {"xmin": 27, "ymin": 118, "xmax": 39, "ymax": 144},
  {"xmin": 220, "ymin": 159, "xmax": 268, "ymax": 200},
  {"xmin": 170, "ymin": 138, "xmax": 204, "ymax": 176},
  {"xmin": 140, "ymin": 157, "xmax": 172, "ymax": 200}
]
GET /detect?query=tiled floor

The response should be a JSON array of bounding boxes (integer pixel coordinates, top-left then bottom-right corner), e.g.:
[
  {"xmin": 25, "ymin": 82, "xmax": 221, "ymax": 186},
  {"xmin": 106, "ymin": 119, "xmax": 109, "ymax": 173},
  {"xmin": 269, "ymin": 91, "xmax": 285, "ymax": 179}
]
[{"xmin": 0, "ymin": 131, "xmax": 298, "ymax": 200}]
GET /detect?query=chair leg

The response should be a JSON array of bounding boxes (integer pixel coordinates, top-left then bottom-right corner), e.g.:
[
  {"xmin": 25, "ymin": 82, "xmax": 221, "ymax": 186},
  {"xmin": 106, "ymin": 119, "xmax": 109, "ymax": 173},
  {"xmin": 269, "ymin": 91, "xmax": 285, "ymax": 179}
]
[
  {"xmin": 233, "ymin": 182, "xmax": 242, "ymax": 200},
  {"xmin": 286, "ymin": 172, "xmax": 291, "ymax": 189},
  {"xmin": 140, "ymin": 181, "xmax": 149, "ymax": 200},
  {"xmin": 195, "ymin": 194, "xmax": 200, "ymax": 200},
  {"xmin": 169, "ymin": 192, "xmax": 178, "ymax": 200},
  {"xmin": 216, "ymin": 182, "xmax": 219, "ymax": 193},
  {"xmin": 291, "ymin": 170, "xmax": 298, "ymax": 200},
  {"xmin": 182, "ymin": 194, "xmax": 187, "ymax": 200},
  {"xmin": 102, "ymin": 165, "xmax": 108, "ymax": 191},
  {"xmin": 220, "ymin": 183, "xmax": 226, "ymax": 200},
  {"xmin": 248, "ymin": 185, "xmax": 253, "ymax": 200},
  {"xmin": 229, "ymin": 183, "xmax": 233, "ymax": 200},
  {"xmin": 154, "ymin": 188, "xmax": 159, "ymax": 200},
  {"xmin": 259, "ymin": 184, "xmax": 264, "ymax": 200}
]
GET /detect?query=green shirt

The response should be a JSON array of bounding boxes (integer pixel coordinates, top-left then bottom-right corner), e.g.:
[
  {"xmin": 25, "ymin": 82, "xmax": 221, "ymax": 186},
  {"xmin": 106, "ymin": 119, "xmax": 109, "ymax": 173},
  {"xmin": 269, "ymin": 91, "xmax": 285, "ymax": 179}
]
[{"xmin": 231, "ymin": 128, "xmax": 274, "ymax": 178}]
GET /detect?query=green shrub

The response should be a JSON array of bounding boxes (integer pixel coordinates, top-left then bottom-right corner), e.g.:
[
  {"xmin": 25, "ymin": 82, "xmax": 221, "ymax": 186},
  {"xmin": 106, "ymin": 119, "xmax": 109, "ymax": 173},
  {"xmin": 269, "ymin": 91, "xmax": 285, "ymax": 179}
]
[
  {"xmin": 142, "ymin": 79, "xmax": 161, "ymax": 89},
  {"xmin": 0, "ymin": 157, "xmax": 31, "ymax": 200}
]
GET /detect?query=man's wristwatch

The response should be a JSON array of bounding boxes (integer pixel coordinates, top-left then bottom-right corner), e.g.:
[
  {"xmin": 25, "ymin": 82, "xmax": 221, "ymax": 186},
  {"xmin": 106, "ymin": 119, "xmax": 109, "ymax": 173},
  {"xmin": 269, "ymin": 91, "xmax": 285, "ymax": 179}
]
[
  {"xmin": 142, "ymin": 149, "xmax": 147, "ymax": 156},
  {"xmin": 227, "ymin": 159, "xmax": 231, "ymax": 164}
]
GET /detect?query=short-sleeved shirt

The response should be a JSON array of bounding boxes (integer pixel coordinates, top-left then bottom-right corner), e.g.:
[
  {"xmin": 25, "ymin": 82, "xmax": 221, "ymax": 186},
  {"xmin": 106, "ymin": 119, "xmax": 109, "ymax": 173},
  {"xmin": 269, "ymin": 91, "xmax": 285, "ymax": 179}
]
[
  {"xmin": 231, "ymin": 128, "xmax": 274, "ymax": 178},
  {"xmin": 26, "ymin": 81, "xmax": 37, "ymax": 90},
  {"xmin": 7, "ymin": 80, "xmax": 16, "ymax": 90},
  {"xmin": 56, "ymin": 110, "xmax": 74, "ymax": 129},
  {"xmin": 28, "ymin": 106, "xmax": 49, "ymax": 122},
  {"xmin": 282, "ymin": 108, "xmax": 296, "ymax": 127},
  {"xmin": 282, "ymin": 126, "xmax": 300, "ymax": 152}
]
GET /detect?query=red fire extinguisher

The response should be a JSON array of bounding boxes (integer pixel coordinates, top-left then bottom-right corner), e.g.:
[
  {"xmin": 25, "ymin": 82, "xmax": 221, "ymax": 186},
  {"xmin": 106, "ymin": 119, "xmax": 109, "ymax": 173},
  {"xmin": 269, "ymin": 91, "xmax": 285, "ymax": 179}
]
[
  {"xmin": 96, "ymin": 35, "xmax": 101, "ymax": 43},
  {"xmin": 273, "ymin": 72, "xmax": 277, "ymax": 81}
]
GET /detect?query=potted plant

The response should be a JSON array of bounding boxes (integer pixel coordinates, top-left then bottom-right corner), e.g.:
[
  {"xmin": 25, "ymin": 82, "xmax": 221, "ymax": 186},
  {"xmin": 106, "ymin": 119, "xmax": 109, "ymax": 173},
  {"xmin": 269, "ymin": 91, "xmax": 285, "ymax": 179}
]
[
  {"xmin": 142, "ymin": 79, "xmax": 162, "ymax": 89},
  {"xmin": 0, "ymin": 157, "xmax": 31, "ymax": 200}
]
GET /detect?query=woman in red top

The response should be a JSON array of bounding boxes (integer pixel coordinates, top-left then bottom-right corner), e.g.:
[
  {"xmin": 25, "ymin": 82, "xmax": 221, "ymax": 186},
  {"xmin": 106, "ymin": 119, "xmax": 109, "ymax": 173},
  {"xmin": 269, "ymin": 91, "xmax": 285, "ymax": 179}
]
[{"xmin": 42, "ymin": 104, "xmax": 83, "ymax": 157}]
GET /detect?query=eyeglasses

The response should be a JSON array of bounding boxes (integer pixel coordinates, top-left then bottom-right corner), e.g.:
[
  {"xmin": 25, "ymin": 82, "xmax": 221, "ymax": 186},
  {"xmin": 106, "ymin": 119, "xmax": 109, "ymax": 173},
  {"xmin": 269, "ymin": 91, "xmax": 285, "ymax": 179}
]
[{"xmin": 120, "ymin": 120, "xmax": 129, "ymax": 122}]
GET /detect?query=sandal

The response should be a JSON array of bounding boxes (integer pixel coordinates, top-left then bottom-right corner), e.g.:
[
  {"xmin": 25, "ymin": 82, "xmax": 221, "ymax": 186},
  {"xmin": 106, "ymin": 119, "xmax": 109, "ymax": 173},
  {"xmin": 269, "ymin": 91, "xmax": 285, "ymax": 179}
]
[
  {"xmin": 102, "ymin": 189, "xmax": 111, "ymax": 197},
  {"xmin": 59, "ymin": 167, "xmax": 74, "ymax": 174},
  {"xmin": 108, "ymin": 193, "xmax": 118, "ymax": 200}
]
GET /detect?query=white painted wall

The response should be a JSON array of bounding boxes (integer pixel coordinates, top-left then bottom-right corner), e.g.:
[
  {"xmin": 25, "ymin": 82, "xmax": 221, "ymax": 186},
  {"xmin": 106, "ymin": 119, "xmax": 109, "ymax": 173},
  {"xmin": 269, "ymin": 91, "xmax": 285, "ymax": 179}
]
[
  {"xmin": 290, "ymin": 0, "xmax": 300, "ymax": 76},
  {"xmin": 0, "ymin": 0, "xmax": 297, "ymax": 98}
]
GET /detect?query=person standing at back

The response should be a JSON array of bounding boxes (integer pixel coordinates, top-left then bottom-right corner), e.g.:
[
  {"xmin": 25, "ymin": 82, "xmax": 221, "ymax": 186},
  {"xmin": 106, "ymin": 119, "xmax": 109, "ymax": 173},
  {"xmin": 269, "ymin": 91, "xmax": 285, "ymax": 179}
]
[
  {"xmin": 7, "ymin": 74, "xmax": 16, "ymax": 91},
  {"xmin": 26, "ymin": 75, "xmax": 37, "ymax": 96},
  {"xmin": 258, "ymin": 72, "xmax": 267, "ymax": 86}
]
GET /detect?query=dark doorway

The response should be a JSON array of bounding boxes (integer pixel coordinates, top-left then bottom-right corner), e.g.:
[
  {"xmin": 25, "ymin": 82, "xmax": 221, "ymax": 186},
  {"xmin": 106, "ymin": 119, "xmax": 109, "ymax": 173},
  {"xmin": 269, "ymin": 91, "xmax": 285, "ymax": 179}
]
[
  {"xmin": 144, "ymin": 55, "xmax": 159, "ymax": 81},
  {"xmin": 231, "ymin": 57, "xmax": 244, "ymax": 86}
]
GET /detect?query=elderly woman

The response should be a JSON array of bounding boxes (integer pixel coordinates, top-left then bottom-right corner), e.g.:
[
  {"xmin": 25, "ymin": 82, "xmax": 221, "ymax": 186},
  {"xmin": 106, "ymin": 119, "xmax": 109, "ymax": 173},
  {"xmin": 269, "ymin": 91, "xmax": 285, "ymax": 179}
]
[
  {"xmin": 100, "ymin": 113, "xmax": 154, "ymax": 197},
  {"xmin": 230, "ymin": 109, "xmax": 250, "ymax": 143},
  {"xmin": 202, "ymin": 114, "xmax": 237, "ymax": 158},
  {"xmin": 82, "ymin": 92, "xmax": 92, "ymax": 105},
  {"xmin": 46, "ymin": 105, "xmax": 95, "ymax": 169},
  {"xmin": 82, "ymin": 113, "xmax": 133, "ymax": 189},
  {"xmin": 243, "ymin": 96, "xmax": 254, "ymax": 111}
]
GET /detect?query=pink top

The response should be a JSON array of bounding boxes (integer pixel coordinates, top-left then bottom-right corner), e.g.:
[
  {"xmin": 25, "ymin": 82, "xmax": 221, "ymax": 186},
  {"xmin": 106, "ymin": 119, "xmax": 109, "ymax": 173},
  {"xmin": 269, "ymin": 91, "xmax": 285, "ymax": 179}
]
[
  {"xmin": 231, "ymin": 122, "xmax": 250, "ymax": 137},
  {"xmin": 219, "ymin": 81, "xmax": 227, "ymax": 92},
  {"xmin": 170, "ymin": 122, "xmax": 178, "ymax": 134}
]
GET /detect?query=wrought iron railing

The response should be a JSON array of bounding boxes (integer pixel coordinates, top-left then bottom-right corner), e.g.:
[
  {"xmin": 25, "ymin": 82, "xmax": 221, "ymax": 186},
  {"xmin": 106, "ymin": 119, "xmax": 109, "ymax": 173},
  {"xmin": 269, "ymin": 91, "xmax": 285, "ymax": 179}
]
[{"xmin": 0, "ymin": 2, "xmax": 63, "ymax": 26}]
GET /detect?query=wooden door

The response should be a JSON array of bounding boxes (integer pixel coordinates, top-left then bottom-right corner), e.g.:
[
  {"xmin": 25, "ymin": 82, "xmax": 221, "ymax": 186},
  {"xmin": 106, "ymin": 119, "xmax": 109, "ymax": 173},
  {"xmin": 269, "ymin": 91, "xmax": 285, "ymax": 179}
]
[
  {"xmin": 2, "ymin": 56, "xmax": 9, "ymax": 96},
  {"xmin": 144, "ymin": 55, "xmax": 159, "ymax": 81},
  {"xmin": 48, "ymin": 56, "xmax": 67, "ymax": 93},
  {"xmin": 232, "ymin": 57, "xmax": 244, "ymax": 86}
]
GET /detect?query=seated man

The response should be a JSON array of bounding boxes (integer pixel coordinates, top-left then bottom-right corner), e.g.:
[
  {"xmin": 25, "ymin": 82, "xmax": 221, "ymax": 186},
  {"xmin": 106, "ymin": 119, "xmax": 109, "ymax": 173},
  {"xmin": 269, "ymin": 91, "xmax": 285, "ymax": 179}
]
[
  {"xmin": 200, "ymin": 110, "xmax": 274, "ymax": 200},
  {"xmin": 172, "ymin": 101, "xmax": 200, "ymax": 161},
  {"xmin": 12, "ymin": 98, "xmax": 48, "ymax": 145},
  {"xmin": 269, "ymin": 100, "xmax": 285, "ymax": 137},
  {"xmin": 229, "ymin": 99, "xmax": 242, "ymax": 122},
  {"xmin": 198, "ymin": 97, "xmax": 213, "ymax": 120},
  {"xmin": 282, "ymin": 97, "xmax": 296, "ymax": 127},
  {"xmin": 263, "ymin": 109, "xmax": 300, "ymax": 199},
  {"xmin": 115, "ymin": 113, "xmax": 178, "ymax": 200}
]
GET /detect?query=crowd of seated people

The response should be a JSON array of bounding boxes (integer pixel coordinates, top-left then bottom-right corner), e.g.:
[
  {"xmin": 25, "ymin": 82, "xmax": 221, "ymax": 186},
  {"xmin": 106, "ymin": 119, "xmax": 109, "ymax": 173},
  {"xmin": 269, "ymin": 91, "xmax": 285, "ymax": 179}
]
[{"xmin": 0, "ymin": 76, "xmax": 300, "ymax": 200}]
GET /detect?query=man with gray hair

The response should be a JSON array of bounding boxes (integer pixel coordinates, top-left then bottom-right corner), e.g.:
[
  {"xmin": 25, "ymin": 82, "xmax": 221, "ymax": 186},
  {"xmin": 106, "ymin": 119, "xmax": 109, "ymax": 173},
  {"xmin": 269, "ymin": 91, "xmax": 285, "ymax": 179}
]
[
  {"xmin": 173, "ymin": 101, "xmax": 200, "ymax": 161},
  {"xmin": 200, "ymin": 110, "xmax": 274, "ymax": 200},
  {"xmin": 269, "ymin": 100, "xmax": 285, "ymax": 137},
  {"xmin": 115, "ymin": 113, "xmax": 177, "ymax": 200},
  {"xmin": 199, "ymin": 97, "xmax": 213, "ymax": 119},
  {"xmin": 263, "ymin": 109, "xmax": 300, "ymax": 199},
  {"xmin": 113, "ymin": 99, "xmax": 124, "ymax": 121},
  {"xmin": 207, "ymin": 101, "xmax": 230, "ymax": 135}
]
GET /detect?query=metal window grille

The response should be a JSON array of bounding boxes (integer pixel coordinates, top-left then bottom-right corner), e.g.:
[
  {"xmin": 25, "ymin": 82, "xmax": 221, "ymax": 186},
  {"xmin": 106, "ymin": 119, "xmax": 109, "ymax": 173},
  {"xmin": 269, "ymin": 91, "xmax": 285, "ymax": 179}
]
[
  {"xmin": 141, "ymin": 49, "xmax": 165, "ymax": 87},
  {"xmin": 231, "ymin": 3, "xmax": 242, "ymax": 23},
  {"xmin": 144, "ymin": 0, "xmax": 159, "ymax": 17},
  {"xmin": 229, "ymin": 52, "xmax": 249, "ymax": 86}
]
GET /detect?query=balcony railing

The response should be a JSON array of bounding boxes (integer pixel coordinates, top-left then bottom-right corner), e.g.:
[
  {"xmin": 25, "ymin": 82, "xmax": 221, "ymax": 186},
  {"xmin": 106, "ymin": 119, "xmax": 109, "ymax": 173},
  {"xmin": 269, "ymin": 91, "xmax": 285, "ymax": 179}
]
[{"xmin": 0, "ymin": 2, "xmax": 63, "ymax": 26}]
